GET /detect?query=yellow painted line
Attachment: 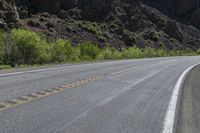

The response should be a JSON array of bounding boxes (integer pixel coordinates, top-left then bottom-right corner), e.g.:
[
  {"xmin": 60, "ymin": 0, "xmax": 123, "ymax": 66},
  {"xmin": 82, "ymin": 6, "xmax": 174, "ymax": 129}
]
[
  {"xmin": 0, "ymin": 75, "xmax": 104, "ymax": 112},
  {"xmin": 0, "ymin": 103, "xmax": 7, "ymax": 108},
  {"xmin": 27, "ymin": 94, "xmax": 39, "ymax": 98},
  {"xmin": 6, "ymin": 100, "xmax": 18, "ymax": 105},
  {"xmin": 35, "ymin": 91, "xmax": 46, "ymax": 96}
]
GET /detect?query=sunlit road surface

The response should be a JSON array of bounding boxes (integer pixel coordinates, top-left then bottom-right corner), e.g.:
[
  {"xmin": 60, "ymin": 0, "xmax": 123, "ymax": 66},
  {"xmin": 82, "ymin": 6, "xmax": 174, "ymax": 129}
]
[{"xmin": 0, "ymin": 56, "xmax": 199, "ymax": 133}]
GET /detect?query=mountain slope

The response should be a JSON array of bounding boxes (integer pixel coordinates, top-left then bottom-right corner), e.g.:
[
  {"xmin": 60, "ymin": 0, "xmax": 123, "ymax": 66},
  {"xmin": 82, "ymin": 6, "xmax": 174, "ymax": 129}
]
[{"xmin": 0, "ymin": 0, "xmax": 200, "ymax": 50}]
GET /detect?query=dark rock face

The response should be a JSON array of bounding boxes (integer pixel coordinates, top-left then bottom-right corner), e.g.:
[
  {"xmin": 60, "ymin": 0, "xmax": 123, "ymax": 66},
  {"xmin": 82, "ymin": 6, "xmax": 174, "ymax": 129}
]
[
  {"xmin": 162, "ymin": 21, "xmax": 183, "ymax": 42},
  {"xmin": 0, "ymin": 0, "xmax": 19, "ymax": 29},
  {"xmin": 0, "ymin": 0, "xmax": 200, "ymax": 50},
  {"xmin": 150, "ymin": 0, "xmax": 200, "ymax": 29}
]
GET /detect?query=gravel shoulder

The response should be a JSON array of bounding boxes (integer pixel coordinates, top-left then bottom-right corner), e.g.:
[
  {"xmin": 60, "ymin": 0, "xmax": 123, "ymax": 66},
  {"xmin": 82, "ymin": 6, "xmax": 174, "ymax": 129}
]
[{"xmin": 176, "ymin": 65, "xmax": 200, "ymax": 133}]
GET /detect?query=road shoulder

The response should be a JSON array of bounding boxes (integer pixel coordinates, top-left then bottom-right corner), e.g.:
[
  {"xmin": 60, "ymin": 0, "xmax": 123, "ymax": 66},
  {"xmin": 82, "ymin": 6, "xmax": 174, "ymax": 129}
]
[{"xmin": 176, "ymin": 65, "xmax": 200, "ymax": 133}]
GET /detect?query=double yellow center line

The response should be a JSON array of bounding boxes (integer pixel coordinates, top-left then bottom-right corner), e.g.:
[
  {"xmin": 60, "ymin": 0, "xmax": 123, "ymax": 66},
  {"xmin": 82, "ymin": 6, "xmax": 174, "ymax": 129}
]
[{"xmin": 0, "ymin": 75, "xmax": 104, "ymax": 112}]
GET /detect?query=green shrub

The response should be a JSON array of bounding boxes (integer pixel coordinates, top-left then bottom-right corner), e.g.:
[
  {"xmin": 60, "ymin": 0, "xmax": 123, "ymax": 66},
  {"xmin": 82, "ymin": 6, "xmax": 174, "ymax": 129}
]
[
  {"xmin": 0, "ymin": 30, "xmax": 4, "ymax": 64},
  {"xmin": 11, "ymin": 29, "xmax": 50, "ymax": 65},
  {"xmin": 36, "ymin": 43, "xmax": 51, "ymax": 64},
  {"xmin": 70, "ymin": 47, "xmax": 81, "ymax": 61},
  {"xmin": 197, "ymin": 49, "xmax": 200, "ymax": 55},
  {"xmin": 122, "ymin": 47, "xmax": 143, "ymax": 59},
  {"xmin": 143, "ymin": 47, "xmax": 157, "ymax": 57},
  {"xmin": 78, "ymin": 21, "xmax": 88, "ymax": 30},
  {"xmin": 156, "ymin": 49, "xmax": 168, "ymax": 57},
  {"xmin": 0, "ymin": 28, "xmax": 198, "ymax": 69},
  {"xmin": 96, "ymin": 32, "xmax": 108, "ymax": 42},
  {"xmin": 169, "ymin": 50, "xmax": 183, "ymax": 56},
  {"xmin": 111, "ymin": 49, "xmax": 123, "ymax": 59},
  {"xmin": 101, "ymin": 48, "xmax": 113, "ymax": 59},
  {"xmin": 92, "ymin": 22, "xmax": 98, "ymax": 27},
  {"xmin": 100, "ymin": 47, "xmax": 123, "ymax": 59},
  {"xmin": 78, "ymin": 41, "xmax": 101, "ymax": 60},
  {"xmin": 51, "ymin": 39, "xmax": 74, "ymax": 63},
  {"xmin": 88, "ymin": 26, "xmax": 98, "ymax": 34}
]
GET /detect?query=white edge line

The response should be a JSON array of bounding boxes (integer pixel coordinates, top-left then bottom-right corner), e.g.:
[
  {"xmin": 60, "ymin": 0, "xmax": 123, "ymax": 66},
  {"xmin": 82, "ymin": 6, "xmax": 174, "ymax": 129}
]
[{"xmin": 162, "ymin": 63, "xmax": 200, "ymax": 133}]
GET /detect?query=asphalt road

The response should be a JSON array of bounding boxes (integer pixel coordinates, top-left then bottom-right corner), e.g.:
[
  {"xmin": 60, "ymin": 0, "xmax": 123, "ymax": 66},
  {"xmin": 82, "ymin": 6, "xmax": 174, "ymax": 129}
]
[{"xmin": 0, "ymin": 57, "xmax": 199, "ymax": 133}]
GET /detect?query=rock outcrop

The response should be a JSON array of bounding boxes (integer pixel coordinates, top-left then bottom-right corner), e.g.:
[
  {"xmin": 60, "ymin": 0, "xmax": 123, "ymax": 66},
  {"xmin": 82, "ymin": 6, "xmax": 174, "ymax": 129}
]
[{"xmin": 0, "ymin": 0, "xmax": 19, "ymax": 29}]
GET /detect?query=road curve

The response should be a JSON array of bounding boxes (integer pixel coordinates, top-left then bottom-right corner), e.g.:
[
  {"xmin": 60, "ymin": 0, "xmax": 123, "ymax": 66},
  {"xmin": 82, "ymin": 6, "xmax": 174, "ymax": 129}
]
[
  {"xmin": 0, "ymin": 57, "xmax": 199, "ymax": 133},
  {"xmin": 176, "ymin": 65, "xmax": 200, "ymax": 133}
]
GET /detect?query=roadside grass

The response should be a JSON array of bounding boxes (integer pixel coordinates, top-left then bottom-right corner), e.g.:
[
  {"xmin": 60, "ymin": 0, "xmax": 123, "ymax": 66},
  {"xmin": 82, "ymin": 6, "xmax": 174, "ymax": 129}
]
[
  {"xmin": 0, "ymin": 28, "xmax": 198, "ymax": 70},
  {"xmin": 0, "ymin": 65, "xmax": 11, "ymax": 70},
  {"xmin": 0, "ymin": 64, "xmax": 33, "ymax": 70}
]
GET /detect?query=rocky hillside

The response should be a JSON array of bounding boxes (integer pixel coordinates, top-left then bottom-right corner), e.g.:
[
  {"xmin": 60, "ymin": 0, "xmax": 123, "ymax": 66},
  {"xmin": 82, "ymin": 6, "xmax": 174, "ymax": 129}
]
[
  {"xmin": 148, "ymin": 0, "xmax": 200, "ymax": 29},
  {"xmin": 0, "ymin": 0, "xmax": 200, "ymax": 50}
]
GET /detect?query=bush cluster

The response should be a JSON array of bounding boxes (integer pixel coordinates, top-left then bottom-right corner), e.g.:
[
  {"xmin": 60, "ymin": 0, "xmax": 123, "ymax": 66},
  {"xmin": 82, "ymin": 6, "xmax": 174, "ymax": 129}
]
[
  {"xmin": 78, "ymin": 42, "xmax": 101, "ymax": 60},
  {"xmin": 0, "ymin": 30, "xmax": 4, "ymax": 65},
  {"xmin": 10, "ymin": 29, "xmax": 51, "ymax": 65},
  {"xmin": 0, "ymin": 29, "xmax": 198, "ymax": 68},
  {"xmin": 51, "ymin": 39, "xmax": 74, "ymax": 63}
]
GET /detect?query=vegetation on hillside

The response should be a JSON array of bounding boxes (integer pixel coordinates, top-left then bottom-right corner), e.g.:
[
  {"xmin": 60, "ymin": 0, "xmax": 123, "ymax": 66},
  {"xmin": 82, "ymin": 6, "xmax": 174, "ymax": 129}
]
[{"xmin": 0, "ymin": 29, "xmax": 198, "ymax": 69}]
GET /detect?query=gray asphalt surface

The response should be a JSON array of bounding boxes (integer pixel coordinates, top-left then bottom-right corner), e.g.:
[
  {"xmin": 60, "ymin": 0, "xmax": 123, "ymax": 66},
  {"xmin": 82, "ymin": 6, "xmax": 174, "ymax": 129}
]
[
  {"xmin": 176, "ymin": 65, "xmax": 200, "ymax": 133},
  {"xmin": 0, "ymin": 57, "xmax": 199, "ymax": 133}
]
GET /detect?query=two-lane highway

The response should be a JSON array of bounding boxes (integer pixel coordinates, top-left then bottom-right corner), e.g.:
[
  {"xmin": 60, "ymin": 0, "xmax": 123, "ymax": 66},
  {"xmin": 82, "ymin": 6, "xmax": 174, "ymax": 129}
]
[{"xmin": 0, "ymin": 57, "xmax": 199, "ymax": 133}]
